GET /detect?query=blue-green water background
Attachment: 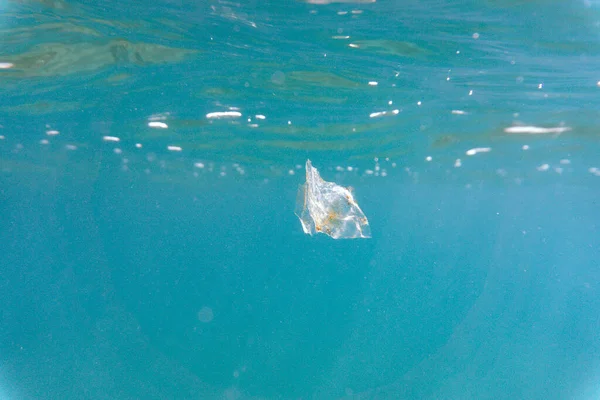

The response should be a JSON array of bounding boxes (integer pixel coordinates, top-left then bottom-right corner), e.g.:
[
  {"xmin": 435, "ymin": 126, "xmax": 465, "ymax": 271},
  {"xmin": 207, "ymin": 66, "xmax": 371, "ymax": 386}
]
[{"xmin": 1, "ymin": 0, "xmax": 600, "ymax": 399}]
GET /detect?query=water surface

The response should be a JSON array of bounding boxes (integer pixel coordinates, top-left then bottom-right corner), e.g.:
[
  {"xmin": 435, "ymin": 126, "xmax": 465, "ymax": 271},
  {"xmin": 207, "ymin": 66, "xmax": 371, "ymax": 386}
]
[{"xmin": 1, "ymin": 0, "xmax": 600, "ymax": 399}]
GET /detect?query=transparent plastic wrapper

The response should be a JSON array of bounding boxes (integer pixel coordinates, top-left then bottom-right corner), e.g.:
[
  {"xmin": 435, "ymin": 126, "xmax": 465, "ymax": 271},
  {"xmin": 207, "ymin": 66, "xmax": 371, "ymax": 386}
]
[{"xmin": 295, "ymin": 159, "xmax": 371, "ymax": 239}]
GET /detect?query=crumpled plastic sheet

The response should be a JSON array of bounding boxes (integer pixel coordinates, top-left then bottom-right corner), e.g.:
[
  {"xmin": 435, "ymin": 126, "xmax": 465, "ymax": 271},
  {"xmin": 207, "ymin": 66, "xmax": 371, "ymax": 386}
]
[{"xmin": 295, "ymin": 159, "xmax": 371, "ymax": 239}]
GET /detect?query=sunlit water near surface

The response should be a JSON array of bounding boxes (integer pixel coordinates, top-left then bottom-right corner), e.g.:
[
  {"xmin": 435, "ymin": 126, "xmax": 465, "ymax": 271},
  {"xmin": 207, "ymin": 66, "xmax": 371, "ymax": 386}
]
[{"xmin": 2, "ymin": 0, "xmax": 600, "ymax": 399}]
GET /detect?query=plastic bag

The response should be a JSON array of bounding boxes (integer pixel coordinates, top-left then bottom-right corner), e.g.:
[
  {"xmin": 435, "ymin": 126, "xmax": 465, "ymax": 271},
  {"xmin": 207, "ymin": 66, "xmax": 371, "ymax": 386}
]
[{"xmin": 295, "ymin": 159, "xmax": 371, "ymax": 239}]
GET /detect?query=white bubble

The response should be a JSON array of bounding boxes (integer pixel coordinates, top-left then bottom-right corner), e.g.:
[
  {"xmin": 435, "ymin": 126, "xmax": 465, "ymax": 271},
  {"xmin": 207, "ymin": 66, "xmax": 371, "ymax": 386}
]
[
  {"xmin": 148, "ymin": 121, "xmax": 168, "ymax": 129},
  {"xmin": 466, "ymin": 147, "xmax": 491, "ymax": 156},
  {"xmin": 206, "ymin": 111, "xmax": 242, "ymax": 119},
  {"xmin": 537, "ymin": 163, "xmax": 550, "ymax": 171}
]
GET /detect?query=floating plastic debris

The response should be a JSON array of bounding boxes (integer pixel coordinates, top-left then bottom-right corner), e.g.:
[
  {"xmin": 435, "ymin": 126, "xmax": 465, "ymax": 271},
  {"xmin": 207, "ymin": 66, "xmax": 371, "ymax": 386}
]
[{"xmin": 295, "ymin": 159, "xmax": 371, "ymax": 239}]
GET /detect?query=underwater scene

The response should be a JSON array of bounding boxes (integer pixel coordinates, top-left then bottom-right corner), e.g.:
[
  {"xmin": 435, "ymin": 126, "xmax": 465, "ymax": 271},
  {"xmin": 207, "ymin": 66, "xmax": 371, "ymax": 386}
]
[{"xmin": 1, "ymin": 0, "xmax": 600, "ymax": 399}]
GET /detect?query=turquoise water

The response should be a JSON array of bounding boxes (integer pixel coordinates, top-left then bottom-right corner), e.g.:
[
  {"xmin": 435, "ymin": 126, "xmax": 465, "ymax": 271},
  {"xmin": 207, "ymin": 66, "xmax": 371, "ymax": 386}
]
[{"xmin": 2, "ymin": 0, "xmax": 600, "ymax": 399}]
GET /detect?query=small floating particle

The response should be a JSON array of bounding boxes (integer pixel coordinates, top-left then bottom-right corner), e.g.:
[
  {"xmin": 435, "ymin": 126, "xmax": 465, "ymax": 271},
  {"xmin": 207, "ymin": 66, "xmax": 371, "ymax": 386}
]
[
  {"xmin": 167, "ymin": 145, "xmax": 182, "ymax": 152},
  {"xmin": 46, "ymin": 130, "xmax": 60, "ymax": 136},
  {"xmin": 102, "ymin": 136, "xmax": 120, "ymax": 142}
]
